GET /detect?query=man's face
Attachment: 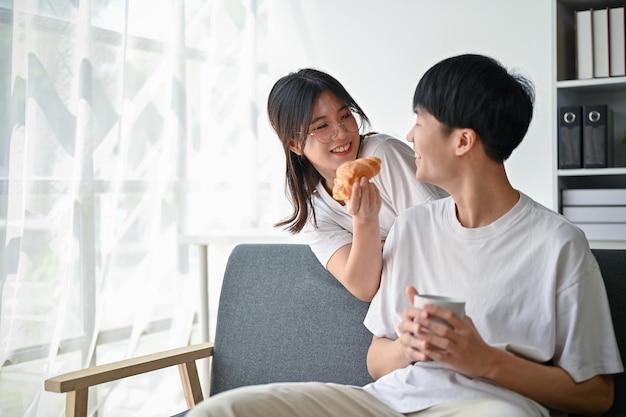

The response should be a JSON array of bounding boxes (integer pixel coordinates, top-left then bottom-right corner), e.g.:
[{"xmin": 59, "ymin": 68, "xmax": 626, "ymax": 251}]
[{"xmin": 406, "ymin": 108, "xmax": 457, "ymax": 187}]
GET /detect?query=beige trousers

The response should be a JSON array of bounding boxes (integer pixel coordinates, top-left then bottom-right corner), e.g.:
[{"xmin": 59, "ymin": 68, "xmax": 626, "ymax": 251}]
[{"xmin": 186, "ymin": 382, "xmax": 536, "ymax": 417}]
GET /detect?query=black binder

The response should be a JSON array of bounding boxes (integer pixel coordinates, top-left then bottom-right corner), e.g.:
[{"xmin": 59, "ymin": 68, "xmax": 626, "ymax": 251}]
[
  {"xmin": 583, "ymin": 104, "xmax": 610, "ymax": 168},
  {"xmin": 558, "ymin": 106, "xmax": 582, "ymax": 168}
]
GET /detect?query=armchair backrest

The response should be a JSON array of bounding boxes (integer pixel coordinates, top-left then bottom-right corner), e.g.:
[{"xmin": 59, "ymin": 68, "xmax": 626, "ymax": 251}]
[{"xmin": 210, "ymin": 244, "xmax": 374, "ymax": 395}]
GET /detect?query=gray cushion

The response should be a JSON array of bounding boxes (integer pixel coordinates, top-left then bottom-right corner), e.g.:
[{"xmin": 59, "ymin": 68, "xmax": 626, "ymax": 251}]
[{"xmin": 210, "ymin": 244, "xmax": 374, "ymax": 395}]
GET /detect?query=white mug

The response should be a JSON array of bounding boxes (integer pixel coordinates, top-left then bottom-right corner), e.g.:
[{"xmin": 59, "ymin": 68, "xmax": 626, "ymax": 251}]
[{"xmin": 413, "ymin": 294, "xmax": 465, "ymax": 327}]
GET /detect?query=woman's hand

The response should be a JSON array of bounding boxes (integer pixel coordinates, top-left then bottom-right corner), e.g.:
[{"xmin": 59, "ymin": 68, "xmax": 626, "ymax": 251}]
[{"xmin": 345, "ymin": 177, "xmax": 381, "ymax": 223}]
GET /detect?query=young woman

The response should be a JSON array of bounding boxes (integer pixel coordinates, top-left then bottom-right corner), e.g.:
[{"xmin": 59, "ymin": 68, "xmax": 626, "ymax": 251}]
[{"xmin": 268, "ymin": 69, "xmax": 442, "ymax": 301}]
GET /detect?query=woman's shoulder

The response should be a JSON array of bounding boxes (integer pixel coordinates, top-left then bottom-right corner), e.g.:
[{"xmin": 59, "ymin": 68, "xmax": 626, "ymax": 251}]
[
  {"xmin": 392, "ymin": 196, "xmax": 451, "ymax": 231},
  {"xmin": 360, "ymin": 132, "xmax": 412, "ymax": 157}
]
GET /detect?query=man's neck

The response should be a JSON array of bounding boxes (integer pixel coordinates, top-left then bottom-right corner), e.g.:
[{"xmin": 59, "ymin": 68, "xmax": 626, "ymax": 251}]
[{"xmin": 449, "ymin": 165, "xmax": 519, "ymax": 229}]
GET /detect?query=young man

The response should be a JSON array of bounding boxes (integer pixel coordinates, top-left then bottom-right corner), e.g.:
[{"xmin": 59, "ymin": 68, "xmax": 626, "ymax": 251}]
[
  {"xmin": 363, "ymin": 53, "xmax": 622, "ymax": 417},
  {"xmin": 187, "ymin": 54, "xmax": 623, "ymax": 417}
]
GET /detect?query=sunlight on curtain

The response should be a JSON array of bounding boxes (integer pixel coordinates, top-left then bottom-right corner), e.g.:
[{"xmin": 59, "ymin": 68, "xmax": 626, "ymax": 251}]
[{"xmin": 0, "ymin": 0, "xmax": 278, "ymax": 416}]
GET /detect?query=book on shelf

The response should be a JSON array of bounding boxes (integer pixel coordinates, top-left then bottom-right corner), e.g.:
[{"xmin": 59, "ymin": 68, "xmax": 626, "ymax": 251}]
[
  {"xmin": 576, "ymin": 9, "xmax": 593, "ymax": 79},
  {"xmin": 558, "ymin": 106, "xmax": 582, "ymax": 168},
  {"xmin": 593, "ymin": 8, "xmax": 610, "ymax": 78},
  {"xmin": 572, "ymin": 223, "xmax": 626, "ymax": 241},
  {"xmin": 562, "ymin": 206, "xmax": 626, "ymax": 223},
  {"xmin": 562, "ymin": 189, "xmax": 626, "ymax": 206},
  {"xmin": 609, "ymin": 6, "xmax": 625, "ymax": 77}
]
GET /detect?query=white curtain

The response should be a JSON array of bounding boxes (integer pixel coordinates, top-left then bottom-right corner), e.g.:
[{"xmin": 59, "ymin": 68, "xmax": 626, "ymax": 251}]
[{"xmin": 0, "ymin": 0, "xmax": 279, "ymax": 415}]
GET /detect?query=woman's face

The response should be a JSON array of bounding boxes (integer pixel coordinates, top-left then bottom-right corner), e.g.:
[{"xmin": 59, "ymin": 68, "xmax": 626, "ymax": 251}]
[{"xmin": 289, "ymin": 91, "xmax": 361, "ymax": 189}]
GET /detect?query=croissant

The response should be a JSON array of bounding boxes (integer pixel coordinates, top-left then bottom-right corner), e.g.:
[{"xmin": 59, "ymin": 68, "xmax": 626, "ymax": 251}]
[{"xmin": 332, "ymin": 156, "xmax": 382, "ymax": 200}]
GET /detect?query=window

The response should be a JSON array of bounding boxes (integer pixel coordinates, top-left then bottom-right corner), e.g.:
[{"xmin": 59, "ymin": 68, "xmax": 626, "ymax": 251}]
[{"xmin": 0, "ymin": 1, "xmax": 278, "ymax": 415}]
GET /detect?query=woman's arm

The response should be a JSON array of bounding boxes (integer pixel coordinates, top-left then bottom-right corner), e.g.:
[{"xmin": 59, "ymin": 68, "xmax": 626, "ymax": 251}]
[
  {"xmin": 328, "ymin": 136, "xmax": 443, "ymax": 301},
  {"xmin": 326, "ymin": 177, "xmax": 383, "ymax": 302}
]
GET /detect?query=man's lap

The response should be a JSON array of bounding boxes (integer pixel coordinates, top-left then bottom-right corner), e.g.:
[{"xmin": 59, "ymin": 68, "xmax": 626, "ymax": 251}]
[{"xmin": 187, "ymin": 382, "xmax": 536, "ymax": 417}]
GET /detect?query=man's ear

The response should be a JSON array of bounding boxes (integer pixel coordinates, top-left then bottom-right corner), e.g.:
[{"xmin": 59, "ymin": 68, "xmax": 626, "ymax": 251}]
[
  {"xmin": 288, "ymin": 139, "xmax": 303, "ymax": 155},
  {"xmin": 455, "ymin": 128, "xmax": 477, "ymax": 156}
]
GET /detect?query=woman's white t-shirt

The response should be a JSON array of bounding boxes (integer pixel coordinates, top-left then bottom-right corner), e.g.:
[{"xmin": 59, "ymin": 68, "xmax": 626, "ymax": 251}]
[
  {"xmin": 304, "ymin": 133, "xmax": 442, "ymax": 267},
  {"xmin": 363, "ymin": 193, "xmax": 623, "ymax": 417}
]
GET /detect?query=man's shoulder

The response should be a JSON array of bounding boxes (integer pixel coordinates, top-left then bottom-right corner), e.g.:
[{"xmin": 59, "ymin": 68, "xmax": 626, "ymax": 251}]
[{"xmin": 520, "ymin": 193, "xmax": 589, "ymax": 245}]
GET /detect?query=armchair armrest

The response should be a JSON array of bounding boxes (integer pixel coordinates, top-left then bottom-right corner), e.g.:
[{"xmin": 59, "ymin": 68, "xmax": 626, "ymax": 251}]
[{"xmin": 44, "ymin": 342, "xmax": 213, "ymax": 417}]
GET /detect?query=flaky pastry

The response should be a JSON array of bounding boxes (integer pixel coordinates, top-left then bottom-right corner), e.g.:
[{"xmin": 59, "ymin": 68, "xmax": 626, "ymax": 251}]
[{"xmin": 332, "ymin": 156, "xmax": 382, "ymax": 201}]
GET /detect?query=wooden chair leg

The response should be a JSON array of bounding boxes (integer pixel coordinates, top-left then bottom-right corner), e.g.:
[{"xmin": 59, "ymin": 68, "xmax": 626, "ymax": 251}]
[
  {"xmin": 178, "ymin": 360, "xmax": 204, "ymax": 408},
  {"xmin": 66, "ymin": 388, "xmax": 89, "ymax": 417}
]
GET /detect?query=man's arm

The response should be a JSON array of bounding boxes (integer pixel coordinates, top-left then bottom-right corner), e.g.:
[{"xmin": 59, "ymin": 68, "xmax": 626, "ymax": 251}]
[
  {"xmin": 480, "ymin": 346, "xmax": 613, "ymax": 417},
  {"xmin": 406, "ymin": 301, "xmax": 614, "ymax": 416},
  {"xmin": 366, "ymin": 285, "xmax": 423, "ymax": 379},
  {"xmin": 367, "ymin": 336, "xmax": 412, "ymax": 380}
]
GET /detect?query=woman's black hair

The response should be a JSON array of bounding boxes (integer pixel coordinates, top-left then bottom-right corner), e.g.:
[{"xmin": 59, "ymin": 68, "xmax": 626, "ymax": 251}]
[{"xmin": 268, "ymin": 68, "xmax": 369, "ymax": 233}]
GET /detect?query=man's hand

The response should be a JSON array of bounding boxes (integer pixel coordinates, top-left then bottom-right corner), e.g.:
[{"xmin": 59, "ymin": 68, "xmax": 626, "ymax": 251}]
[
  {"xmin": 414, "ymin": 302, "xmax": 496, "ymax": 378},
  {"xmin": 396, "ymin": 286, "xmax": 431, "ymax": 362},
  {"xmin": 398, "ymin": 285, "xmax": 495, "ymax": 378}
]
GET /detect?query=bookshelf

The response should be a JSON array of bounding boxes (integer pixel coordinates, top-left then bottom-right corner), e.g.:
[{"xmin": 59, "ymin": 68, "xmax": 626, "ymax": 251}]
[{"xmin": 555, "ymin": 0, "xmax": 626, "ymax": 246}]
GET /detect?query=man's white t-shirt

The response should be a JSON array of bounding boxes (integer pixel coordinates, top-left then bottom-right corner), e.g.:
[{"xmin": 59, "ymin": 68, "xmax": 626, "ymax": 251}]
[
  {"xmin": 305, "ymin": 133, "xmax": 442, "ymax": 267},
  {"xmin": 363, "ymin": 193, "xmax": 623, "ymax": 417}
]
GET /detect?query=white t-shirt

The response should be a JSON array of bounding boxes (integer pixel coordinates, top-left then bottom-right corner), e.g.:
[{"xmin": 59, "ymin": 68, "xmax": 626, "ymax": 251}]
[
  {"xmin": 304, "ymin": 133, "xmax": 442, "ymax": 267},
  {"xmin": 363, "ymin": 193, "xmax": 623, "ymax": 417}
]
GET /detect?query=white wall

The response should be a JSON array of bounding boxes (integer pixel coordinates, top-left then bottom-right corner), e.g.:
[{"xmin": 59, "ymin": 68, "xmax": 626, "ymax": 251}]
[{"xmin": 266, "ymin": 0, "xmax": 556, "ymax": 209}]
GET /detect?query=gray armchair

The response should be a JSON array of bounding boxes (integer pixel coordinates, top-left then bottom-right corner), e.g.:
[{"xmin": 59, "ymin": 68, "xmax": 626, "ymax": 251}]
[{"xmin": 45, "ymin": 245, "xmax": 626, "ymax": 417}]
